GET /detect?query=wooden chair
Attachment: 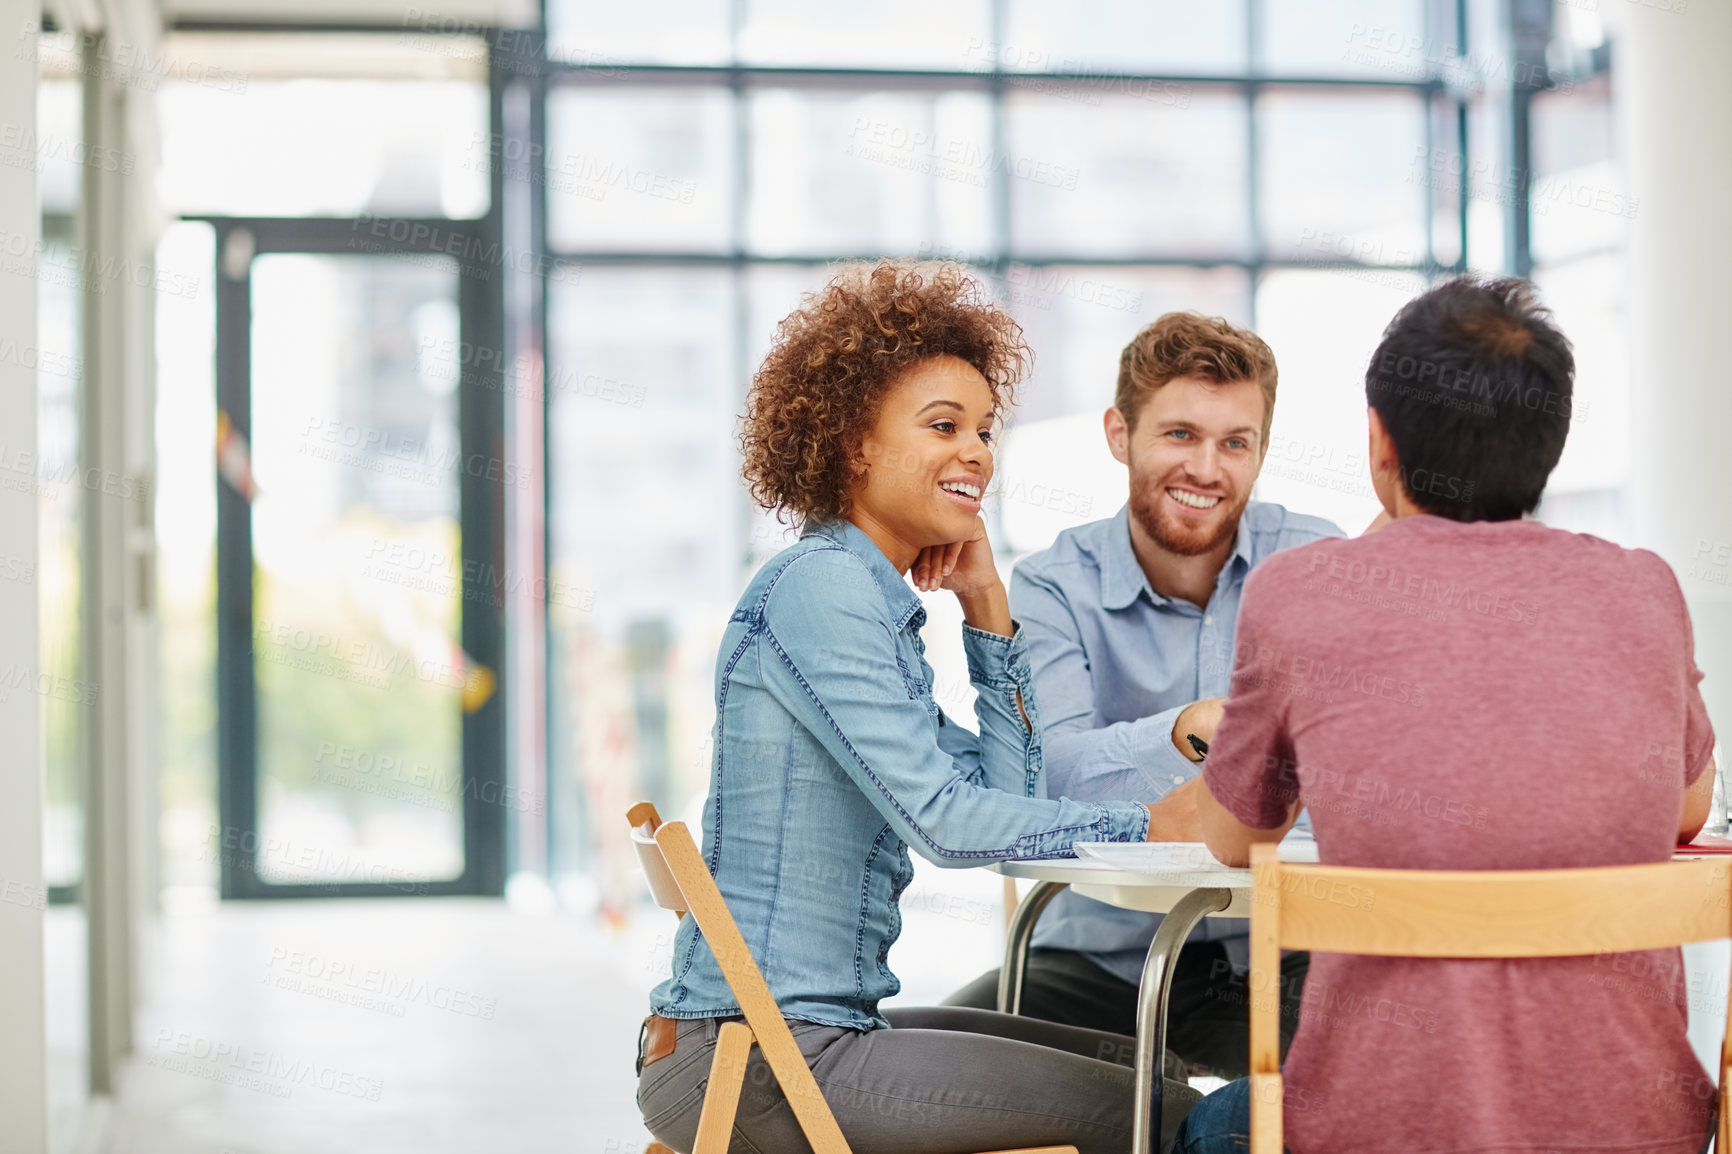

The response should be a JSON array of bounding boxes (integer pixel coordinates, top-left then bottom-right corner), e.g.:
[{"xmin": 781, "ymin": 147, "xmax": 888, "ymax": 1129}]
[
  {"xmin": 627, "ymin": 802, "xmax": 1077, "ymax": 1154},
  {"xmin": 1246, "ymin": 843, "xmax": 1732, "ymax": 1154}
]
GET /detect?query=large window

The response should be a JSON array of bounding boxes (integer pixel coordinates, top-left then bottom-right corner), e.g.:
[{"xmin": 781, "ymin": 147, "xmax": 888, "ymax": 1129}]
[
  {"xmin": 537, "ymin": 0, "xmax": 1495, "ymax": 917},
  {"xmin": 151, "ymin": 62, "xmax": 498, "ymax": 896},
  {"xmin": 125, "ymin": 0, "xmax": 1595, "ymax": 1017}
]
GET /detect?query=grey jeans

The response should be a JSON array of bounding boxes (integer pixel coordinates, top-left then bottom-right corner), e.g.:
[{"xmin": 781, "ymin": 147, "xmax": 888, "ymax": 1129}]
[
  {"xmin": 636, "ymin": 1005, "xmax": 1200, "ymax": 1154},
  {"xmin": 945, "ymin": 944, "xmax": 1311, "ymax": 1080}
]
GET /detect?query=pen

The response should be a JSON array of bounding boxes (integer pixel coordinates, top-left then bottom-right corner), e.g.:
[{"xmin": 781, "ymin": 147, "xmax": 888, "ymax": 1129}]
[{"xmin": 1186, "ymin": 733, "xmax": 1209, "ymax": 760}]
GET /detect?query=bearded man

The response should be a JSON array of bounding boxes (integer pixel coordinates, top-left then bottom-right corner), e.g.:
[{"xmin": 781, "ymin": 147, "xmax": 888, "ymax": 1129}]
[{"xmin": 944, "ymin": 313, "xmax": 1345, "ymax": 1077}]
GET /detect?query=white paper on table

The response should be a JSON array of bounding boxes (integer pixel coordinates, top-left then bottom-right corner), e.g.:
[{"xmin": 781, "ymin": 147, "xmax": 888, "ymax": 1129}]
[{"xmin": 1072, "ymin": 836, "xmax": 1319, "ymax": 873}]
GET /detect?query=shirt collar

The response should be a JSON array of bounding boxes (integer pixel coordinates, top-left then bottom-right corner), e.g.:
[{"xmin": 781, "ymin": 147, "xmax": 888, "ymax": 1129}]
[
  {"xmin": 1225, "ymin": 511, "xmax": 1255, "ymax": 579},
  {"xmin": 1100, "ymin": 505, "xmax": 1150, "ymax": 611},
  {"xmin": 803, "ymin": 520, "xmax": 925, "ymax": 631},
  {"xmin": 1100, "ymin": 502, "xmax": 1256, "ymax": 611}
]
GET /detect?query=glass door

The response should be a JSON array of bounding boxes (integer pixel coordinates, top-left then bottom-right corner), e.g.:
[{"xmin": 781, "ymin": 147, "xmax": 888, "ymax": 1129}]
[{"xmin": 213, "ymin": 217, "xmax": 507, "ymax": 897}]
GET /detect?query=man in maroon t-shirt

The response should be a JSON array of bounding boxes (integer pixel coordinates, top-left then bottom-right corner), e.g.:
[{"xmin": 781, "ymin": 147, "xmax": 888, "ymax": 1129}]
[{"xmin": 1174, "ymin": 277, "xmax": 1719, "ymax": 1154}]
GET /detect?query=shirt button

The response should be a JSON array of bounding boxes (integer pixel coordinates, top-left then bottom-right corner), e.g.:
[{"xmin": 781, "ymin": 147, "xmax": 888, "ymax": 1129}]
[
  {"xmin": 1203, "ymin": 615, "xmax": 1212, "ymax": 625},
  {"xmin": 1173, "ymin": 776, "xmax": 1184, "ymax": 785}
]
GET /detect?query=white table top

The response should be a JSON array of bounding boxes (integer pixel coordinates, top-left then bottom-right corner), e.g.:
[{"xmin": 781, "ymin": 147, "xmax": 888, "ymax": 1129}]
[
  {"xmin": 994, "ymin": 844, "xmax": 1724, "ymax": 917},
  {"xmin": 989, "ymin": 841, "xmax": 1320, "ymax": 918}
]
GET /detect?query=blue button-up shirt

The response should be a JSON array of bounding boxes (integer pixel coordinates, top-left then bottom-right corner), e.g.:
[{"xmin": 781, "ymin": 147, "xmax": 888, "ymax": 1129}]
[
  {"xmin": 651, "ymin": 519, "xmax": 1152, "ymax": 1029},
  {"xmin": 1015, "ymin": 502, "xmax": 1343, "ymax": 981}
]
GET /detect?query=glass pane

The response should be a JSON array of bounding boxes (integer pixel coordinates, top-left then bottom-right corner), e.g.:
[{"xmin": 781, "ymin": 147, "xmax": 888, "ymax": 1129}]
[
  {"xmin": 1553, "ymin": 3, "xmax": 1607, "ymax": 67},
  {"xmin": 547, "ymin": 0, "xmax": 731, "ymax": 65},
  {"xmin": 157, "ymin": 80, "xmax": 488, "ymax": 218},
  {"xmin": 38, "ymin": 217, "xmax": 81, "ymax": 893},
  {"xmin": 1532, "ymin": 254, "xmax": 1626, "ymax": 493},
  {"xmin": 546, "ymin": 269, "xmax": 740, "ymax": 890},
  {"xmin": 34, "ymin": 80, "xmax": 81, "ymax": 215},
  {"xmin": 155, "ymin": 222, "xmax": 220, "ymax": 891},
  {"xmin": 1261, "ymin": 0, "xmax": 1433, "ymax": 79},
  {"xmin": 1007, "ymin": 91, "xmax": 1249, "ymax": 259},
  {"xmin": 38, "ymin": 75, "xmax": 87, "ymax": 1154},
  {"xmin": 1252, "ymin": 268, "xmax": 1427, "ymax": 534},
  {"xmin": 1464, "ymin": 93, "xmax": 1509, "ymax": 273},
  {"xmin": 1260, "ymin": 90, "xmax": 1427, "ymax": 262},
  {"xmin": 1007, "ymin": 265, "xmax": 1252, "ymax": 421},
  {"xmin": 249, "ymin": 254, "xmax": 466, "ymax": 884},
  {"xmin": 1530, "ymin": 75, "xmax": 1628, "ymax": 266},
  {"xmin": 546, "ymin": 87, "xmax": 734, "ymax": 254},
  {"xmin": 738, "ymin": 0, "xmax": 991, "ymax": 69},
  {"xmin": 998, "ymin": 0, "xmax": 1247, "ymax": 75},
  {"xmin": 748, "ymin": 90, "xmax": 995, "ymax": 258},
  {"xmin": 743, "ymin": 262, "xmax": 837, "ymax": 384},
  {"xmin": 1426, "ymin": 95, "xmax": 1465, "ymax": 269}
]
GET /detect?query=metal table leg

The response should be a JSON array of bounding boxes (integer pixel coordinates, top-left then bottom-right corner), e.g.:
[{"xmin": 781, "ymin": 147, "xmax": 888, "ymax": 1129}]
[
  {"xmin": 1131, "ymin": 887, "xmax": 1233, "ymax": 1154},
  {"xmin": 996, "ymin": 881, "xmax": 1068, "ymax": 1015}
]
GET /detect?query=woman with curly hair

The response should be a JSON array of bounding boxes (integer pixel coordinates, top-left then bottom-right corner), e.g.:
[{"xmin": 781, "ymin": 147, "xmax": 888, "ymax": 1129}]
[{"xmin": 636, "ymin": 262, "xmax": 1195, "ymax": 1153}]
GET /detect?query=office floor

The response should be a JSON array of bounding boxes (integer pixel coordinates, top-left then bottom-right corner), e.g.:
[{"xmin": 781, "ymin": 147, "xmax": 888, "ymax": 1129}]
[
  {"xmin": 100, "ymin": 880, "xmax": 1732, "ymax": 1154},
  {"xmin": 106, "ymin": 895, "xmax": 674, "ymax": 1154},
  {"xmin": 104, "ymin": 866, "xmax": 1010, "ymax": 1154}
]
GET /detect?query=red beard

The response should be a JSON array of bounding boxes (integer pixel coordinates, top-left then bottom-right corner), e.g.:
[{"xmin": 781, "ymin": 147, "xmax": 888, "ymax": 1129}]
[{"xmin": 1128, "ymin": 475, "xmax": 1247, "ymax": 558}]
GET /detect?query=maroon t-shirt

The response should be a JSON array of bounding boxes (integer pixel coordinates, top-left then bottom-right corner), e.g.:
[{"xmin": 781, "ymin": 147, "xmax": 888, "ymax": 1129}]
[{"xmin": 1205, "ymin": 515, "xmax": 1717, "ymax": 1154}]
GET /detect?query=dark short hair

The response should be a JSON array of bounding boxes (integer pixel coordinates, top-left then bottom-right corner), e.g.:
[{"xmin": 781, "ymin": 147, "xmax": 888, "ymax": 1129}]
[{"xmin": 1364, "ymin": 277, "xmax": 1574, "ymax": 522}]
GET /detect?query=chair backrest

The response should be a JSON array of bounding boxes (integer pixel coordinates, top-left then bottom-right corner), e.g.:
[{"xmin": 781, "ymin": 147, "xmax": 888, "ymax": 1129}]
[
  {"xmin": 1246, "ymin": 844, "xmax": 1732, "ymax": 1154},
  {"xmin": 624, "ymin": 803, "xmax": 853, "ymax": 1154},
  {"xmin": 628, "ymin": 802, "xmax": 688, "ymax": 915}
]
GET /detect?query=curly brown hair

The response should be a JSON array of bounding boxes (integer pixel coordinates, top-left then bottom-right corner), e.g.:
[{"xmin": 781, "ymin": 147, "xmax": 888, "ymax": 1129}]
[{"xmin": 740, "ymin": 261, "xmax": 1029, "ymax": 526}]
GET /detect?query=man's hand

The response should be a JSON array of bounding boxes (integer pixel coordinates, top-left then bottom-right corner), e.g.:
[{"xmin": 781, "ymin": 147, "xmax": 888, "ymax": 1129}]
[
  {"xmin": 1199, "ymin": 778, "xmax": 1301, "ymax": 866},
  {"xmin": 1172, "ymin": 697, "xmax": 1227, "ymax": 762},
  {"xmin": 1145, "ymin": 777, "xmax": 1205, "ymax": 842},
  {"xmin": 1680, "ymin": 754, "xmax": 1718, "ymax": 845}
]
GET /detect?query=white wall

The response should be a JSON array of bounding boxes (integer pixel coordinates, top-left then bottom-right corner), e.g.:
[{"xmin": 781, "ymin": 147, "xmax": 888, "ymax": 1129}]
[
  {"xmin": 1612, "ymin": 3, "xmax": 1732, "ymax": 613},
  {"xmin": 1609, "ymin": 0, "xmax": 1732, "ymax": 1083}
]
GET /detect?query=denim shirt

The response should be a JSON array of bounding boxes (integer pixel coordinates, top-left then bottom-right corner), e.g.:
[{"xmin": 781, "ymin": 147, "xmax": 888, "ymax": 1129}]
[
  {"xmin": 1017, "ymin": 502, "xmax": 1344, "ymax": 982},
  {"xmin": 649, "ymin": 519, "xmax": 1151, "ymax": 1030}
]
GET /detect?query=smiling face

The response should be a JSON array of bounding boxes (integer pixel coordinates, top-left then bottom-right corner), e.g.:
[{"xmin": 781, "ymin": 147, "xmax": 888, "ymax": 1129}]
[
  {"xmin": 848, "ymin": 355, "xmax": 997, "ymax": 567},
  {"xmin": 1108, "ymin": 374, "xmax": 1267, "ymax": 558}
]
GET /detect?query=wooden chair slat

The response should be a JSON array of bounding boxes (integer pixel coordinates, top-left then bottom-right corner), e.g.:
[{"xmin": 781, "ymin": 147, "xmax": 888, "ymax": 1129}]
[
  {"xmin": 1248, "ymin": 846, "xmax": 1284, "ymax": 1153},
  {"xmin": 1269, "ymin": 858, "xmax": 1731, "ymax": 957},
  {"xmin": 692, "ymin": 1021, "xmax": 754, "ymax": 1154},
  {"xmin": 656, "ymin": 821, "xmax": 854, "ymax": 1154},
  {"xmin": 1247, "ymin": 844, "xmax": 1732, "ymax": 1154},
  {"xmin": 624, "ymin": 804, "xmax": 1098, "ymax": 1154},
  {"xmin": 1249, "ymin": 1072, "xmax": 1284, "ymax": 1154},
  {"xmin": 631, "ymin": 824, "xmax": 689, "ymax": 916}
]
